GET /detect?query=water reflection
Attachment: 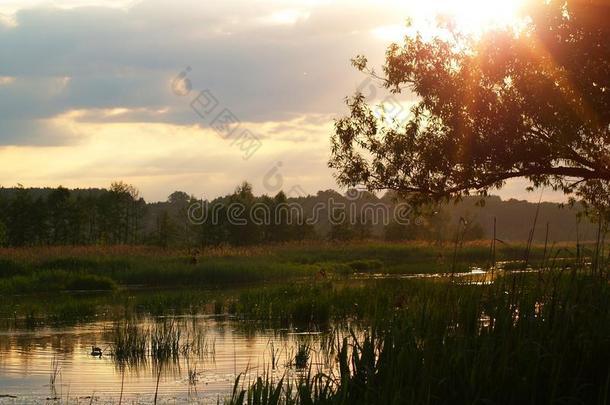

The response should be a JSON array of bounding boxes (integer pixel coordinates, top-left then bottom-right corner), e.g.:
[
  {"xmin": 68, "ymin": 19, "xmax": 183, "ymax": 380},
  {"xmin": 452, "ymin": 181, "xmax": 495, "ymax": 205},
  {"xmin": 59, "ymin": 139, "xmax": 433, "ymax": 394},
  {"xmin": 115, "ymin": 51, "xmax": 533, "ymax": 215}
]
[{"xmin": 0, "ymin": 316, "xmax": 343, "ymax": 404}]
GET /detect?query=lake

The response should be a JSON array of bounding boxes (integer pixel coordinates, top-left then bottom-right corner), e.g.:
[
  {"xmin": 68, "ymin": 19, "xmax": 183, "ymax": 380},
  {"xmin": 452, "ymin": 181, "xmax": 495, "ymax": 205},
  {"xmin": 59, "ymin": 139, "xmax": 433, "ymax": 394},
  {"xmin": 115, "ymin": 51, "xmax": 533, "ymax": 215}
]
[{"xmin": 0, "ymin": 313, "xmax": 341, "ymax": 404}]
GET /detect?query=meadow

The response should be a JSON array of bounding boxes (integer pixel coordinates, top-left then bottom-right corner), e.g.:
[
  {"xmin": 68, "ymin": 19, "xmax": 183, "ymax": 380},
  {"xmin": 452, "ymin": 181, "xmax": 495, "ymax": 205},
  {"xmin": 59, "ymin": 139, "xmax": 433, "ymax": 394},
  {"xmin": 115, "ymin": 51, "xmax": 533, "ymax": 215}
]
[
  {"xmin": 0, "ymin": 240, "xmax": 608, "ymax": 404},
  {"xmin": 0, "ymin": 240, "xmax": 579, "ymax": 295}
]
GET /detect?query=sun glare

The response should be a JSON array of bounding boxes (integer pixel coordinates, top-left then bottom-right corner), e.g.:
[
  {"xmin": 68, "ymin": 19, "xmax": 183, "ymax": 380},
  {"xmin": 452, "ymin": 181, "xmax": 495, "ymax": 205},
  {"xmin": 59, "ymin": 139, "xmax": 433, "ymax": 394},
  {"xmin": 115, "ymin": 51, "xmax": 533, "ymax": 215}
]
[
  {"xmin": 373, "ymin": 0, "xmax": 528, "ymax": 42},
  {"xmin": 433, "ymin": 0, "xmax": 527, "ymax": 32}
]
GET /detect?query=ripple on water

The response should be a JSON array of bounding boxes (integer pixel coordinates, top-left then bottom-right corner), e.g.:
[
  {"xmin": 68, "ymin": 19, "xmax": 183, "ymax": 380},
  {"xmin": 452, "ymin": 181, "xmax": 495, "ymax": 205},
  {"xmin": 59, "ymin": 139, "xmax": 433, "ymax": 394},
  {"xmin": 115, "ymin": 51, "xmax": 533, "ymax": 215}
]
[{"xmin": 0, "ymin": 318, "xmax": 340, "ymax": 404}]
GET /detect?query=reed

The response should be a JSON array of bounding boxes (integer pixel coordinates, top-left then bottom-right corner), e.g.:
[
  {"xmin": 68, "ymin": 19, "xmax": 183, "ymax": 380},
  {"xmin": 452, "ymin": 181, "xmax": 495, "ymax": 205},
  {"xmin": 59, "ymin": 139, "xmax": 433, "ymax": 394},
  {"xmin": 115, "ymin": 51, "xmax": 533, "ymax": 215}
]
[
  {"xmin": 225, "ymin": 267, "xmax": 610, "ymax": 404},
  {"xmin": 0, "ymin": 241, "xmax": 602, "ymax": 296},
  {"xmin": 49, "ymin": 355, "xmax": 60, "ymax": 388},
  {"xmin": 110, "ymin": 320, "xmax": 148, "ymax": 364},
  {"xmin": 293, "ymin": 343, "xmax": 310, "ymax": 369}
]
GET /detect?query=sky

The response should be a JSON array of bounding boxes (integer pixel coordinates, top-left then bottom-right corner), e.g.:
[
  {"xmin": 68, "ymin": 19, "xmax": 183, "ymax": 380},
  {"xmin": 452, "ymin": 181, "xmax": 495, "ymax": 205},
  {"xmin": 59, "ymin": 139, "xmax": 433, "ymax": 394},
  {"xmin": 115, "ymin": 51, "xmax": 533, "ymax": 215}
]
[{"xmin": 0, "ymin": 0, "xmax": 567, "ymax": 202}]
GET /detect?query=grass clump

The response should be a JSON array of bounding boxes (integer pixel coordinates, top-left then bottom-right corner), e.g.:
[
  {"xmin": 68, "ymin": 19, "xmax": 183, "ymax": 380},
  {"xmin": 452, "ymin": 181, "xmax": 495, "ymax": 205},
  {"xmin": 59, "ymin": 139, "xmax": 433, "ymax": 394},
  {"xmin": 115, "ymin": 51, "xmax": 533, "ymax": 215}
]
[
  {"xmin": 293, "ymin": 343, "xmax": 310, "ymax": 369},
  {"xmin": 111, "ymin": 321, "xmax": 148, "ymax": 364},
  {"xmin": 0, "ymin": 270, "xmax": 116, "ymax": 294},
  {"xmin": 150, "ymin": 319, "xmax": 181, "ymax": 361}
]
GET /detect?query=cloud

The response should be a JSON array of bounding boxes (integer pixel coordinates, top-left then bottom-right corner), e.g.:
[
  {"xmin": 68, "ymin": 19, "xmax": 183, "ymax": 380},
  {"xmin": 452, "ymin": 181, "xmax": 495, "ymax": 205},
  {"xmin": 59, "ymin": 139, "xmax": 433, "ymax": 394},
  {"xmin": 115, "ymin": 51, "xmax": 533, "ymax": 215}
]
[
  {"xmin": 0, "ymin": 111, "xmax": 336, "ymax": 200},
  {"xmin": 3, "ymin": 0, "xmax": 488, "ymax": 202},
  {"xmin": 0, "ymin": 0, "xmax": 414, "ymax": 147}
]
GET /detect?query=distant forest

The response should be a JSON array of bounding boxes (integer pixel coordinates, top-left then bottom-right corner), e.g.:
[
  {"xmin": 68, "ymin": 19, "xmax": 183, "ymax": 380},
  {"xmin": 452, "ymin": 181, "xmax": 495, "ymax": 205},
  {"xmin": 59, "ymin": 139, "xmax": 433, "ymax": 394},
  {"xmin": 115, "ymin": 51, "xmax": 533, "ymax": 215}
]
[{"xmin": 0, "ymin": 182, "xmax": 600, "ymax": 247}]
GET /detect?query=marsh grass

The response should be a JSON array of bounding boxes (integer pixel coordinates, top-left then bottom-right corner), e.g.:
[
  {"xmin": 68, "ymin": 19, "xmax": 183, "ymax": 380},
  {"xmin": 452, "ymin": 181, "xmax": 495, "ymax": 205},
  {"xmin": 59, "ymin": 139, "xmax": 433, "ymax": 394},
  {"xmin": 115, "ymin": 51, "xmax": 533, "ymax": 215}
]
[
  {"xmin": 0, "ymin": 239, "xmax": 607, "ymax": 403},
  {"xmin": 0, "ymin": 270, "xmax": 117, "ymax": 294},
  {"xmin": 293, "ymin": 343, "xmax": 310, "ymax": 369},
  {"xmin": 150, "ymin": 319, "xmax": 181, "ymax": 362},
  {"xmin": 109, "ymin": 317, "xmax": 213, "ymax": 368},
  {"xmin": 0, "ymin": 254, "xmax": 317, "ymax": 294},
  {"xmin": 1, "ymin": 241, "xmax": 592, "ymax": 297},
  {"xmin": 225, "ymin": 266, "xmax": 610, "ymax": 404},
  {"xmin": 111, "ymin": 321, "xmax": 148, "ymax": 364}
]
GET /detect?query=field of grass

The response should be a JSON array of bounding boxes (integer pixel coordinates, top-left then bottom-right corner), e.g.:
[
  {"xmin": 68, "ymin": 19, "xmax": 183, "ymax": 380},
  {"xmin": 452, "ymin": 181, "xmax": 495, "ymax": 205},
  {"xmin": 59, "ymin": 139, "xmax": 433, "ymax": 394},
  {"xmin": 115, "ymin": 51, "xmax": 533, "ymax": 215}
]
[{"xmin": 0, "ymin": 240, "xmax": 595, "ymax": 296}]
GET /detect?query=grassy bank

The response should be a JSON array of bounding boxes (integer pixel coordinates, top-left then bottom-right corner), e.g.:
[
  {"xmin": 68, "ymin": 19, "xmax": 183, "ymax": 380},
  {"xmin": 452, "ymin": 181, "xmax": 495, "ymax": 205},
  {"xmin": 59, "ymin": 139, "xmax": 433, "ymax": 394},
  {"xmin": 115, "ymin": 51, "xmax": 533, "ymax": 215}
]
[{"xmin": 0, "ymin": 240, "xmax": 594, "ymax": 295}]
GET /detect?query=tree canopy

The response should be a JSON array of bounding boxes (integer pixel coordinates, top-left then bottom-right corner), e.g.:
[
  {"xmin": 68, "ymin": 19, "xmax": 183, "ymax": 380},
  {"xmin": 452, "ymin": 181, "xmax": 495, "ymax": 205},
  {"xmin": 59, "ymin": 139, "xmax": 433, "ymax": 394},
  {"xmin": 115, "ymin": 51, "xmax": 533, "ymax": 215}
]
[{"xmin": 330, "ymin": 0, "xmax": 610, "ymax": 206}]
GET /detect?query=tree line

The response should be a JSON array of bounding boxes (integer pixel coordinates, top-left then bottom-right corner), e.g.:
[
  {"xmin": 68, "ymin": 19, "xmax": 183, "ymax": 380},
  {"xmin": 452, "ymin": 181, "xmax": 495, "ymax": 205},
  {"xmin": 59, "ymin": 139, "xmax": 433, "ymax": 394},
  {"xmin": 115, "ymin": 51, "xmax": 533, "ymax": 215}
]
[
  {"xmin": 0, "ymin": 182, "xmax": 146, "ymax": 246},
  {"xmin": 0, "ymin": 182, "xmax": 318, "ymax": 247},
  {"xmin": 0, "ymin": 181, "xmax": 600, "ymax": 248}
]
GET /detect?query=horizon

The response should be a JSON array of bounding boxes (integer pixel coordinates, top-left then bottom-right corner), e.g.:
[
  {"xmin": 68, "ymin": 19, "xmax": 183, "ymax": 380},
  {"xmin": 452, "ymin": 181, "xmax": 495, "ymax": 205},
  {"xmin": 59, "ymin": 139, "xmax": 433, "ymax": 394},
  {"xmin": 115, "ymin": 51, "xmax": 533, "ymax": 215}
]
[{"xmin": 0, "ymin": 183, "xmax": 569, "ymax": 205}]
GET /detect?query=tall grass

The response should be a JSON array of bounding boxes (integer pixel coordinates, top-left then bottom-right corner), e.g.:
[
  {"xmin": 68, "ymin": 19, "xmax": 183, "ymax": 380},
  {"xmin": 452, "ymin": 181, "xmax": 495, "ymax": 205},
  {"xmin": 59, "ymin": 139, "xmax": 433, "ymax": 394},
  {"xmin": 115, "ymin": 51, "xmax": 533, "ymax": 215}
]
[
  {"xmin": 108, "ymin": 317, "xmax": 213, "ymax": 367},
  {"xmin": 111, "ymin": 321, "xmax": 148, "ymax": 364},
  {"xmin": 1, "ymin": 241, "xmax": 592, "ymax": 295},
  {"xmin": 226, "ymin": 268, "xmax": 610, "ymax": 404}
]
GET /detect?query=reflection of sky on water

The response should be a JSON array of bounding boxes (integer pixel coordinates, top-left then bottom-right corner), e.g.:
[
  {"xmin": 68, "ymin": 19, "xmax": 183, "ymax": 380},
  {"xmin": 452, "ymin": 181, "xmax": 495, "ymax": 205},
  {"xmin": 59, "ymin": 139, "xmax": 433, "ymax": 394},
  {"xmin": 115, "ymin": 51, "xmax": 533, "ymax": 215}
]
[{"xmin": 0, "ymin": 317, "xmax": 339, "ymax": 404}]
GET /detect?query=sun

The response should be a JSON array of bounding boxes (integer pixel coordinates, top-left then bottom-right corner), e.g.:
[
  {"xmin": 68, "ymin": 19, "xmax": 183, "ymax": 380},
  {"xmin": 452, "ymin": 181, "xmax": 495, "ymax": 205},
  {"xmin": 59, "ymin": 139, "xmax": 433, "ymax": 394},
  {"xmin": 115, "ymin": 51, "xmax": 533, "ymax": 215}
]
[
  {"xmin": 432, "ymin": 0, "xmax": 527, "ymax": 33},
  {"xmin": 373, "ymin": 0, "xmax": 528, "ymax": 42}
]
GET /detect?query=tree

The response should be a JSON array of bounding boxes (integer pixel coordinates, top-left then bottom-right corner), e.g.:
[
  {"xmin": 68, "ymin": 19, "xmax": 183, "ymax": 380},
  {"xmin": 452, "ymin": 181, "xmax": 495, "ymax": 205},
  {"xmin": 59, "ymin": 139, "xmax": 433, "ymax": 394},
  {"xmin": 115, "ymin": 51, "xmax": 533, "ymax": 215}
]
[
  {"xmin": 227, "ymin": 182, "xmax": 263, "ymax": 245},
  {"xmin": 167, "ymin": 191, "xmax": 195, "ymax": 246},
  {"xmin": 98, "ymin": 181, "xmax": 140, "ymax": 244},
  {"xmin": 68, "ymin": 195, "xmax": 89, "ymax": 245},
  {"xmin": 6, "ymin": 186, "xmax": 41, "ymax": 246},
  {"xmin": 0, "ymin": 220, "xmax": 6, "ymax": 247},
  {"xmin": 330, "ymin": 0, "xmax": 610, "ymax": 205},
  {"xmin": 0, "ymin": 193, "xmax": 7, "ymax": 246},
  {"xmin": 328, "ymin": 208, "xmax": 355, "ymax": 241},
  {"xmin": 47, "ymin": 186, "xmax": 71, "ymax": 244},
  {"xmin": 453, "ymin": 212, "xmax": 486, "ymax": 245},
  {"xmin": 156, "ymin": 209, "xmax": 175, "ymax": 248}
]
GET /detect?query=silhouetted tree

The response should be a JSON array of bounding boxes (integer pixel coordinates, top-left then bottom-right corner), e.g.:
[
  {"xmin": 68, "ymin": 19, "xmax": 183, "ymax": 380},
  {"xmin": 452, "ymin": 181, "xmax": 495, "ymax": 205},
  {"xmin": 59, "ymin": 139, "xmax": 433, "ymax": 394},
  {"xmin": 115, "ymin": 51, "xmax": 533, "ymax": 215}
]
[
  {"xmin": 269, "ymin": 191, "xmax": 290, "ymax": 242},
  {"xmin": 47, "ymin": 186, "xmax": 71, "ymax": 244},
  {"xmin": 227, "ymin": 182, "xmax": 263, "ymax": 245},
  {"xmin": 0, "ymin": 194, "xmax": 6, "ymax": 247},
  {"xmin": 155, "ymin": 209, "xmax": 174, "ymax": 248},
  {"xmin": 328, "ymin": 208, "xmax": 365, "ymax": 241},
  {"xmin": 453, "ymin": 213, "xmax": 486, "ymax": 245},
  {"xmin": 6, "ymin": 186, "xmax": 38, "ymax": 246},
  {"xmin": 167, "ymin": 191, "xmax": 195, "ymax": 246},
  {"xmin": 330, "ymin": 0, "xmax": 610, "ymax": 204},
  {"xmin": 0, "ymin": 182, "xmax": 595, "ymax": 246}
]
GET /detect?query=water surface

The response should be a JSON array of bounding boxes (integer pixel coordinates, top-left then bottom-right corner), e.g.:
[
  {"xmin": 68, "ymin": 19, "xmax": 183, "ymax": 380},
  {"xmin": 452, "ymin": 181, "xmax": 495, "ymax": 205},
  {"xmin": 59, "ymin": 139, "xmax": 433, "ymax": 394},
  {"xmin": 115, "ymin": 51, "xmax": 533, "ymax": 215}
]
[{"xmin": 0, "ymin": 316, "xmax": 335, "ymax": 404}]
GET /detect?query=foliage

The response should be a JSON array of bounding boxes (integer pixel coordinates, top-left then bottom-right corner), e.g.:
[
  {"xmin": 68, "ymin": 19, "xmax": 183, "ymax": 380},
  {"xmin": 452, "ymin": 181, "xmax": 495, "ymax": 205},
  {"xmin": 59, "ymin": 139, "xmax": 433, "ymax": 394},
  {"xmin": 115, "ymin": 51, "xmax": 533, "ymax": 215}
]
[
  {"xmin": 0, "ymin": 183, "xmax": 602, "ymax": 247},
  {"xmin": 330, "ymin": 0, "xmax": 610, "ymax": 205}
]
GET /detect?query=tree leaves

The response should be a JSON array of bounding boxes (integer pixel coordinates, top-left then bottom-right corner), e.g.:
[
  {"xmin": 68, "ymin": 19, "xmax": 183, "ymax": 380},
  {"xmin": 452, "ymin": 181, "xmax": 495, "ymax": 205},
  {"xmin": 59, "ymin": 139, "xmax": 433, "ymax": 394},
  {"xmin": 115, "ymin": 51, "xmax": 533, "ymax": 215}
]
[{"xmin": 330, "ymin": 0, "xmax": 610, "ymax": 208}]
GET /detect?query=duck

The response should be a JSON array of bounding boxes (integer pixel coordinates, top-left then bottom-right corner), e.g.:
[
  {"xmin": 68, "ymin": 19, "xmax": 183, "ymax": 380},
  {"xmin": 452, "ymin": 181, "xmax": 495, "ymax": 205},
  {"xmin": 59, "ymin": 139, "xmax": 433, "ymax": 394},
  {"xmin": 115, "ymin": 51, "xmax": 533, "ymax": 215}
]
[{"xmin": 91, "ymin": 346, "xmax": 103, "ymax": 357}]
